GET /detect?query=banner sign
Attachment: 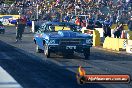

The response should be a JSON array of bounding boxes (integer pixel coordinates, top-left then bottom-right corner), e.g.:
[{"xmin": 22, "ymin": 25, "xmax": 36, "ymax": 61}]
[{"xmin": 77, "ymin": 66, "xmax": 130, "ymax": 84}]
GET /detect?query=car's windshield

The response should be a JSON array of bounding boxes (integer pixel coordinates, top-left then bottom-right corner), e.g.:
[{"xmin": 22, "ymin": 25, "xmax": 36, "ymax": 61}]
[
  {"xmin": 45, "ymin": 23, "xmax": 81, "ymax": 32},
  {"xmin": 48, "ymin": 24, "xmax": 71, "ymax": 32}
]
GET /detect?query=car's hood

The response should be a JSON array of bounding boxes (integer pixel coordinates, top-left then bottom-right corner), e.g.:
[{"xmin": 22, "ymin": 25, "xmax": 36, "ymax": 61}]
[{"xmin": 45, "ymin": 30, "xmax": 91, "ymax": 39}]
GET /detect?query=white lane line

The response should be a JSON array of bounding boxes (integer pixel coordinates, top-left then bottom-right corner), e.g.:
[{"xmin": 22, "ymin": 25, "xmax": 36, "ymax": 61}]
[
  {"xmin": 0, "ymin": 66, "xmax": 23, "ymax": 88},
  {"xmin": 0, "ymin": 52, "xmax": 23, "ymax": 88}
]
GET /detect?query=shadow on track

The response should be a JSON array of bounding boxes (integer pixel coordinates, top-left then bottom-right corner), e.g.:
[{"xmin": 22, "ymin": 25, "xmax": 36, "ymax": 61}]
[{"xmin": 0, "ymin": 40, "xmax": 106, "ymax": 88}]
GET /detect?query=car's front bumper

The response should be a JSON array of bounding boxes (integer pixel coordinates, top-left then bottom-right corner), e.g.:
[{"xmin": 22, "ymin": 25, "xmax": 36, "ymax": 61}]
[{"xmin": 48, "ymin": 44, "xmax": 92, "ymax": 53}]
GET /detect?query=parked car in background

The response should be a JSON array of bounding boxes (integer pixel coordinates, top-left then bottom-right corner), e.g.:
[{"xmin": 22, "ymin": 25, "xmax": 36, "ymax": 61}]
[
  {"xmin": 33, "ymin": 22, "xmax": 93, "ymax": 59},
  {"xmin": 10, "ymin": 19, "xmax": 32, "ymax": 26}
]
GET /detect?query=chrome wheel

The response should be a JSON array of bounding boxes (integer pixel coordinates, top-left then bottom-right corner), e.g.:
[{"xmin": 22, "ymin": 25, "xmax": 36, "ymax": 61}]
[{"xmin": 44, "ymin": 44, "xmax": 50, "ymax": 58}]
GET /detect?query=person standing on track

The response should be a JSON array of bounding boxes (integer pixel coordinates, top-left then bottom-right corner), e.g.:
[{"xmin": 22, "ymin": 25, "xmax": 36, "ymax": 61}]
[{"xmin": 15, "ymin": 16, "xmax": 26, "ymax": 42}]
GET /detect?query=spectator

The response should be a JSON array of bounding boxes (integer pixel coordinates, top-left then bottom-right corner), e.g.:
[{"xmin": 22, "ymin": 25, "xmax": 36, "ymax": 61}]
[
  {"xmin": 35, "ymin": 19, "xmax": 45, "ymax": 32},
  {"xmin": 103, "ymin": 19, "xmax": 111, "ymax": 38},
  {"xmin": 64, "ymin": 14, "xmax": 70, "ymax": 22},
  {"xmin": 43, "ymin": 12, "xmax": 52, "ymax": 21},
  {"xmin": 16, "ymin": 16, "xmax": 26, "ymax": 42},
  {"xmin": 127, "ymin": 16, "xmax": 132, "ymax": 31},
  {"xmin": 113, "ymin": 13, "xmax": 118, "ymax": 24},
  {"xmin": 113, "ymin": 23, "xmax": 124, "ymax": 38},
  {"xmin": 75, "ymin": 16, "xmax": 80, "ymax": 25},
  {"xmin": 120, "ymin": 12, "xmax": 128, "ymax": 24}
]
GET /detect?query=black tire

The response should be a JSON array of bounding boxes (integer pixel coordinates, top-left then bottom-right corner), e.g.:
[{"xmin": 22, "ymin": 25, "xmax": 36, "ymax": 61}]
[
  {"xmin": 83, "ymin": 48, "xmax": 90, "ymax": 59},
  {"xmin": 44, "ymin": 44, "xmax": 50, "ymax": 58},
  {"xmin": 77, "ymin": 75, "xmax": 86, "ymax": 85},
  {"xmin": 36, "ymin": 45, "xmax": 42, "ymax": 53},
  {"xmin": 2, "ymin": 30, "xmax": 5, "ymax": 34}
]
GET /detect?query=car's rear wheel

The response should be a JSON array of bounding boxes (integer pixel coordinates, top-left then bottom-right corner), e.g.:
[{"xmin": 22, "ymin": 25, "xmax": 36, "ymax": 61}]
[
  {"xmin": 83, "ymin": 48, "xmax": 90, "ymax": 59},
  {"xmin": 36, "ymin": 45, "xmax": 42, "ymax": 53},
  {"xmin": 44, "ymin": 44, "xmax": 50, "ymax": 58}
]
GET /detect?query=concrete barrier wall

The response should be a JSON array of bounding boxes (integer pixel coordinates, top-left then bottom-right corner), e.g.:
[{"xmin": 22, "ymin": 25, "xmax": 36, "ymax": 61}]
[
  {"xmin": 103, "ymin": 37, "xmax": 127, "ymax": 51},
  {"xmin": 126, "ymin": 40, "xmax": 132, "ymax": 53},
  {"xmin": 126, "ymin": 45, "xmax": 132, "ymax": 53},
  {"xmin": 93, "ymin": 30, "xmax": 100, "ymax": 46},
  {"xmin": 127, "ymin": 31, "xmax": 132, "ymax": 40},
  {"xmin": 94, "ymin": 28, "xmax": 104, "ymax": 37}
]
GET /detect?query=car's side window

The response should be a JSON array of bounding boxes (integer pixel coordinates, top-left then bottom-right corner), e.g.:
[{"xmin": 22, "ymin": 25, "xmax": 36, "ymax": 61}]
[
  {"xmin": 36, "ymin": 30, "xmax": 41, "ymax": 33},
  {"xmin": 40, "ymin": 24, "xmax": 56, "ymax": 32},
  {"xmin": 39, "ymin": 25, "xmax": 44, "ymax": 31},
  {"xmin": 39, "ymin": 25, "xmax": 46, "ymax": 32},
  {"xmin": 41, "ymin": 26, "xmax": 44, "ymax": 29},
  {"xmin": 44, "ymin": 25, "xmax": 50, "ymax": 32}
]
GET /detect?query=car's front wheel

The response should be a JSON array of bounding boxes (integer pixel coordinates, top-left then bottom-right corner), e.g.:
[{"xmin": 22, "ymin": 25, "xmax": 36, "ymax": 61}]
[
  {"xmin": 36, "ymin": 45, "xmax": 43, "ymax": 53},
  {"xmin": 76, "ymin": 74, "xmax": 86, "ymax": 85},
  {"xmin": 83, "ymin": 48, "xmax": 90, "ymax": 59},
  {"xmin": 44, "ymin": 44, "xmax": 50, "ymax": 58}
]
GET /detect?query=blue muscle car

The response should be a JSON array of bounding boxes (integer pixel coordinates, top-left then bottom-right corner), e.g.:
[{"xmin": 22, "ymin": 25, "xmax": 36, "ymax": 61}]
[{"xmin": 33, "ymin": 22, "xmax": 92, "ymax": 59}]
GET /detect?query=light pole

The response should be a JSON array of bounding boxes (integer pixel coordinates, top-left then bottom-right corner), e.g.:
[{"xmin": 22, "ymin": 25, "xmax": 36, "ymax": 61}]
[
  {"xmin": 75, "ymin": 0, "xmax": 77, "ymax": 15},
  {"xmin": 36, "ymin": 4, "xmax": 38, "ymax": 20}
]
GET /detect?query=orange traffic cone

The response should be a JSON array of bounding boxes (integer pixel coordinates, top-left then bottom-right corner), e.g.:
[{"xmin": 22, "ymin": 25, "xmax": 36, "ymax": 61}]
[{"xmin": 121, "ymin": 31, "xmax": 125, "ymax": 39}]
